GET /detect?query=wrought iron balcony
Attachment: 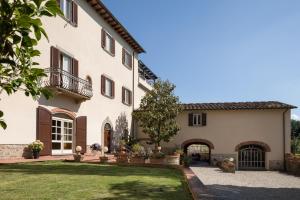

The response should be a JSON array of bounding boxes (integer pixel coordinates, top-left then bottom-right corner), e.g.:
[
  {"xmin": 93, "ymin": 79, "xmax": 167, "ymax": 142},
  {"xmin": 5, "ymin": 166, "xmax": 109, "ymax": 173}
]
[
  {"xmin": 138, "ymin": 61, "xmax": 157, "ymax": 90},
  {"xmin": 44, "ymin": 68, "xmax": 93, "ymax": 100}
]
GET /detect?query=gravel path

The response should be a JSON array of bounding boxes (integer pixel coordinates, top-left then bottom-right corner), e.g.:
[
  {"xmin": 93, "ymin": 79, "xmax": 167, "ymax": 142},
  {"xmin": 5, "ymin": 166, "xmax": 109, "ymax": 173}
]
[{"xmin": 190, "ymin": 166, "xmax": 300, "ymax": 200}]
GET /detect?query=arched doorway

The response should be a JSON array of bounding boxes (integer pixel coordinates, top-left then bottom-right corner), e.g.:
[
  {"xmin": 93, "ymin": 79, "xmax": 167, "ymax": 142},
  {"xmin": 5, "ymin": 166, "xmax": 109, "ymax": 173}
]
[
  {"xmin": 104, "ymin": 123, "xmax": 112, "ymax": 153},
  {"xmin": 238, "ymin": 144, "xmax": 266, "ymax": 170},
  {"xmin": 182, "ymin": 139, "xmax": 214, "ymax": 164}
]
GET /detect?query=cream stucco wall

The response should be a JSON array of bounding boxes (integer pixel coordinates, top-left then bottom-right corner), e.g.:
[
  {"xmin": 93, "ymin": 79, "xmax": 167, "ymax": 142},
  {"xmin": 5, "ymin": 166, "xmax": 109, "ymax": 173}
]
[
  {"xmin": 0, "ymin": 0, "xmax": 147, "ymax": 151},
  {"xmin": 137, "ymin": 109, "xmax": 292, "ymax": 170}
]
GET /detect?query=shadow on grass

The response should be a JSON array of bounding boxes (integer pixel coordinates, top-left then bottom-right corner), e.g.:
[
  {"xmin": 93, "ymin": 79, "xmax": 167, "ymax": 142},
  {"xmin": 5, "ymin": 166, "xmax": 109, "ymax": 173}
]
[
  {"xmin": 93, "ymin": 180, "xmax": 192, "ymax": 200},
  {"xmin": 201, "ymin": 184, "xmax": 300, "ymax": 200},
  {"xmin": 0, "ymin": 161, "xmax": 180, "ymax": 179}
]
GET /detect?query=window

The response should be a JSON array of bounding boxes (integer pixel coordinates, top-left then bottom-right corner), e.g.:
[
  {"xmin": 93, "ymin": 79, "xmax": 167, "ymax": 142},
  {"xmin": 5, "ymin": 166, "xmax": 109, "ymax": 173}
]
[
  {"xmin": 188, "ymin": 113, "xmax": 207, "ymax": 126},
  {"xmin": 52, "ymin": 116, "xmax": 73, "ymax": 155},
  {"xmin": 101, "ymin": 29, "xmax": 115, "ymax": 56},
  {"xmin": 101, "ymin": 75, "xmax": 114, "ymax": 98},
  {"xmin": 60, "ymin": 0, "xmax": 72, "ymax": 20},
  {"xmin": 122, "ymin": 87, "xmax": 132, "ymax": 105},
  {"xmin": 193, "ymin": 114, "xmax": 201, "ymax": 126},
  {"xmin": 122, "ymin": 48, "xmax": 132, "ymax": 68}
]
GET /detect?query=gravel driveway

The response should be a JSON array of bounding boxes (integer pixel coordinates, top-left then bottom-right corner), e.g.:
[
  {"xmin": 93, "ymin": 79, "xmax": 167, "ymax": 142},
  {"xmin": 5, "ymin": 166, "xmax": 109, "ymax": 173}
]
[{"xmin": 190, "ymin": 166, "xmax": 300, "ymax": 200}]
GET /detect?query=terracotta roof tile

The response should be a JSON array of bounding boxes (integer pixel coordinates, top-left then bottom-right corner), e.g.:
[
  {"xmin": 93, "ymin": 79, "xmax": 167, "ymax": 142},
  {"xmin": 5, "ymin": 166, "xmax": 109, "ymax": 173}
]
[{"xmin": 182, "ymin": 101, "xmax": 297, "ymax": 111}]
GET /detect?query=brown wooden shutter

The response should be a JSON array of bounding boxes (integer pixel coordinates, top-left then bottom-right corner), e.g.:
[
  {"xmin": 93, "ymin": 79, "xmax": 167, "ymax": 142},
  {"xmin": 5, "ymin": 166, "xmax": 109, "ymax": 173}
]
[
  {"xmin": 72, "ymin": 1, "xmax": 78, "ymax": 26},
  {"xmin": 111, "ymin": 38, "xmax": 115, "ymax": 56},
  {"xmin": 101, "ymin": 29, "xmax": 106, "ymax": 48},
  {"xmin": 188, "ymin": 113, "xmax": 193, "ymax": 126},
  {"xmin": 111, "ymin": 80, "xmax": 115, "ymax": 98},
  {"xmin": 50, "ymin": 46, "xmax": 60, "ymax": 86},
  {"xmin": 122, "ymin": 87, "xmax": 125, "ymax": 103},
  {"xmin": 101, "ymin": 75, "xmax": 105, "ymax": 95},
  {"xmin": 76, "ymin": 116, "xmax": 87, "ymax": 154},
  {"xmin": 202, "ymin": 113, "xmax": 207, "ymax": 126},
  {"xmin": 122, "ymin": 48, "xmax": 125, "ymax": 64},
  {"xmin": 37, "ymin": 107, "xmax": 52, "ymax": 156}
]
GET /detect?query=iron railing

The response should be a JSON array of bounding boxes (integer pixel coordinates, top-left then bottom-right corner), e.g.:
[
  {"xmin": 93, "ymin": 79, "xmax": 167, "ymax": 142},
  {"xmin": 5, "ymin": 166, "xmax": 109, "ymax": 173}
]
[{"xmin": 44, "ymin": 68, "xmax": 93, "ymax": 98}]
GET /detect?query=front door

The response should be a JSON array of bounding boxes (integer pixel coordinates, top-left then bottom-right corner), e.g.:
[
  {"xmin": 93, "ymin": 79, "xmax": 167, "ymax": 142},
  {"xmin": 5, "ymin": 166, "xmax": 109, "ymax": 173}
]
[
  {"xmin": 104, "ymin": 129, "xmax": 111, "ymax": 152},
  {"xmin": 51, "ymin": 117, "xmax": 73, "ymax": 155}
]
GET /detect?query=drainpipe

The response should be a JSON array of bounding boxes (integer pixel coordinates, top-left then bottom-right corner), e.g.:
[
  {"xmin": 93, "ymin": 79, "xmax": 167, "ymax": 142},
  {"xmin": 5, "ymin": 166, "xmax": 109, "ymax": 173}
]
[
  {"xmin": 282, "ymin": 109, "xmax": 288, "ymax": 171},
  {"xmin": 132, "ymin": 52, "xmax": 135, "ymax": 139}
]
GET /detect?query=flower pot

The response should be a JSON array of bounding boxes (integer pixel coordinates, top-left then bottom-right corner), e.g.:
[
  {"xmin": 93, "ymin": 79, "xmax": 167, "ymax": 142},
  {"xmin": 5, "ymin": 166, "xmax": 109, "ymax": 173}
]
[
  {"xmin": 73, "ymin": 154, "xmax": 84, "ymax": 162},
  {"xmin": 117, "ymin": 154, "xmax": 129, "ymax": 163},
  {"xmin": 32, "ymin": 150, "xmax": 40, "ymax": 159},
  {"xmin": 165, "ymin": 155, "xmax": 180, "ymax": 165}
]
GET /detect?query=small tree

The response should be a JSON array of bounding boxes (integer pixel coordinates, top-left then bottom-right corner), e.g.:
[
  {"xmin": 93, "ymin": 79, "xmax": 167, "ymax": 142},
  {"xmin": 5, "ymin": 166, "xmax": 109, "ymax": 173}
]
[
  {"xmin": 133, "ymin": 80, "xmax": 182, "ymax": 151},
  {"xmin": 0, "ymin": 0, "xmax": 62, "ymax": 129}
]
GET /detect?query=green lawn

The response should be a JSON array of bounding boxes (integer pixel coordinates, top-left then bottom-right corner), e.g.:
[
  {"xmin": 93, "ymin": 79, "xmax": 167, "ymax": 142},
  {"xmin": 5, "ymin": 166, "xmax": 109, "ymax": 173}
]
[{"xmin": 0, "ymin": 161, "xmax": 192, "ymax": 200}]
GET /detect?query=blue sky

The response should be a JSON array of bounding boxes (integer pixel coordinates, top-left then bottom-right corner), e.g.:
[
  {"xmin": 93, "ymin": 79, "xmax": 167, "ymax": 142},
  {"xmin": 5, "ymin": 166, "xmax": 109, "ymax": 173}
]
[{"xmin": 103, "ymin": 0, "xmax": 300, "ymax": 118}]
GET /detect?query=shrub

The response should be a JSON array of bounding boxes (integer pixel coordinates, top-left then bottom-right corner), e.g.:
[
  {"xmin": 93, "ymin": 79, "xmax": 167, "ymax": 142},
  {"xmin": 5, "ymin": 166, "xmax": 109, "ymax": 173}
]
[{"xmin": 28, "ymin": 140, "xmax": 44, "ymax": 152}]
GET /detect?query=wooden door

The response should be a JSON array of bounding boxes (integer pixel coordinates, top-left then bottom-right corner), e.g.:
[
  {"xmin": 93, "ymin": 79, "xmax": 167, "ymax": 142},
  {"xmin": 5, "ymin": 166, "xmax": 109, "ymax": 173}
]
[{"xmin": 104, "ymin": 129, "xmax": 111, "ymax": 152}]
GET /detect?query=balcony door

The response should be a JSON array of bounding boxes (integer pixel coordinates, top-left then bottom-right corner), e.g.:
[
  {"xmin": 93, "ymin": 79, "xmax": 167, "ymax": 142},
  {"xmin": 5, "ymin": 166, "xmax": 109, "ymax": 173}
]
[
  {"xmin": 52, "ymin": 116, "xmax": 73, "ymax": 155},
  {"xmin": 60, "ymin": 53, "xmax": 72, "ymax": 90}
]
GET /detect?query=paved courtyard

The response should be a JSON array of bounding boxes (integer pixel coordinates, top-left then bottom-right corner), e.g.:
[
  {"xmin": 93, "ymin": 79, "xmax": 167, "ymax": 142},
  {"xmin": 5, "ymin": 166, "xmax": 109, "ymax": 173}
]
[{"xmin": 190, "ymin": 166, "xmax": 300, "ymax": 200}]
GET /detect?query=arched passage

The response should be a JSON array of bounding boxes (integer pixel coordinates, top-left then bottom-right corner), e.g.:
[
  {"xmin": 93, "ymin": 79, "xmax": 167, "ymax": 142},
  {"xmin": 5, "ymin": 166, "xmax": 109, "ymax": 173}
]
[
  {"xmin": 181, "ymin": 139, "xmax": 214, "ymax": 164},
  {"xmin": 236, "ymin": 141, "xmax": 270, "ymax": 170}
]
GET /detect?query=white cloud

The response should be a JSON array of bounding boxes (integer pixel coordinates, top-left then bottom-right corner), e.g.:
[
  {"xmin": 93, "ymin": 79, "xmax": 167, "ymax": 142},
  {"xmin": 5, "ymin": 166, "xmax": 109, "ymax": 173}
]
[{"xmin": 292, "ymin": 114, "xmax": 299, "ymax": 120}]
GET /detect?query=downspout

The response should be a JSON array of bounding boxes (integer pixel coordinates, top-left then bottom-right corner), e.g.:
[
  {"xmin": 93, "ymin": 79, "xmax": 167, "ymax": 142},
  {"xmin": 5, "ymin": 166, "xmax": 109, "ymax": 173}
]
[
  {"xmin": 132, "ymin": 52, "xmax": 135, "ymax": 138},
  {"xmin": 282, "ymin": 109, "xmax": 288, "ymax": 171}
]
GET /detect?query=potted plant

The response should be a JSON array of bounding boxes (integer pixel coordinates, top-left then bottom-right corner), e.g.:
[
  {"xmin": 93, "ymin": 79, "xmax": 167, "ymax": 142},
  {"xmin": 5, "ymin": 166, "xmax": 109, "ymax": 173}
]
[
  {"xmin": 182, "ymin": 155, "xmax": 191, "ymax": 168},
  {"xmin": 116, "ymin": 140, "xmax": 129, "ymax": 163},
  {"xmin": 100, "ymin": 146, "xmax": 109, "ymax": 163},
  {"xmin": 28, "ymin": 140, "xmax": 44, "ymax": 159},
  {"xmin": 73, "ymin": 146, "xmax": 84, "ymax": 162},
  {"xmin": 130, "ymin": 143, "xmax": 145, "ymax": 164},
  {"xmin": 174, "ymin": 148, "xmax": 183, "ymax": 156}
]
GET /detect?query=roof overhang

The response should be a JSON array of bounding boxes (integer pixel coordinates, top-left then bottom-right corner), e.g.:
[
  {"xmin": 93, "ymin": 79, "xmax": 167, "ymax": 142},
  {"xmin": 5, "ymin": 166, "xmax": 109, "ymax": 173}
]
[
  {"xmin": 182, "ymin": 101, "xmax": 297, "ymax": 111},
  {"xmin": 86, "ymin": 0, "xmax": 145, "ymax": 54}
]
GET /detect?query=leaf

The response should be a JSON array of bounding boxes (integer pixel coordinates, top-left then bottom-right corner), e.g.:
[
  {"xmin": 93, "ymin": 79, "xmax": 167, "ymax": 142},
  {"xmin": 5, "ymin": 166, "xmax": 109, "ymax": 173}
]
[{"xmin": 0, "ymin": 121, "xmax": 7, "ymax": 130}]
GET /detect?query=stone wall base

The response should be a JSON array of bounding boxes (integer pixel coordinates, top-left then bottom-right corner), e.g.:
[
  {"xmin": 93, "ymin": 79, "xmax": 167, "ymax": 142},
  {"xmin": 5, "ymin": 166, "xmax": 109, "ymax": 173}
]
[
  {"xmin": 269, "ymin": 160, "xmax": 284, "ymax": 170},
  {"xmin": 0, "ymin": 144, "xmax": 32, "ymax": 159}
]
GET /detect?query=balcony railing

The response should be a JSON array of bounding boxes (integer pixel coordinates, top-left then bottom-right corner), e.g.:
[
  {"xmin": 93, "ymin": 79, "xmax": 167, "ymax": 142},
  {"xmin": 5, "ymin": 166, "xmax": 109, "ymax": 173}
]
[{"xmin": 44, "ymin": 68, "xmax": 93, "ymax": 99}]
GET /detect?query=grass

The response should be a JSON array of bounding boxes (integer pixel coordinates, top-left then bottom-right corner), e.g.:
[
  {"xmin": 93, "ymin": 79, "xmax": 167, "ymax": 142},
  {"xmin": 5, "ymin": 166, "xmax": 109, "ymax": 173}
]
[{"xmin": 0, "ymin": 161, "xmax": 192, "ymax": 200}]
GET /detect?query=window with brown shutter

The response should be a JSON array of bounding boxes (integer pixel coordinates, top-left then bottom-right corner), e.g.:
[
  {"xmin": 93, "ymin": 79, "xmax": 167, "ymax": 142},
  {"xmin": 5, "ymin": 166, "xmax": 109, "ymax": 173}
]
[
  {"xmin": 37, "ymin": 107, "xmax": 52, "ymax": 156},
  {"xmin": 76, "ymin": 116, "xmax": 87, "ymax": 154},
  {"xmin": 122, "ymin": 87, "xmax": 132, "ymax": 106},
  {"xmin": 202, "ymin": 113, "xmax": 207, "ymax": 126},
  {"xmin": 122, "ymin": 48, "xmax": 132, "ymax": 69},
  {"xmin": 188, "ymin": 113, "xmax": 193, "ymax": 126},
  {"xmin": 58, "ymin": 0, "xmax": 78, "ymax": 27},
  {"xmin": 101, "ymin": 29, "xmax": 115, "ymax": 56},
  {"xmin": 101, "ymin": 75, "xmax": 115, "ymax": 99},
  {"xmin": 189, "ymin": 113, "xmax": 207, "ymax": 127}
]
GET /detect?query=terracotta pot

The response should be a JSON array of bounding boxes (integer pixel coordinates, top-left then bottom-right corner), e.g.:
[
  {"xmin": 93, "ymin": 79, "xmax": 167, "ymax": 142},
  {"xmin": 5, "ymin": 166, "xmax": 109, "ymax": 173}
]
[
  {"xmin": 73, "ymin": 154, "xmax": 84, "ymax": 162},
  {"xmin": 117, "ymin": 154, "xmax": 129, "ymax": 163},
  {"xmin": 165, "ymin": 155, "xmax": 180, "ymax": 165}
]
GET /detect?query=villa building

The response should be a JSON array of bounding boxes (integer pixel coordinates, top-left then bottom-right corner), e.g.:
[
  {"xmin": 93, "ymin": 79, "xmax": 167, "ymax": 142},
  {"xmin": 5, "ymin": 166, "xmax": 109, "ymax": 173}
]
[
  {"xmin": 0, "ymin": 0, "xmax": 157, "ymax": 158},
  {"xmin": 137, "ymin": 101, "xmax": 296, "ymax": 170}
]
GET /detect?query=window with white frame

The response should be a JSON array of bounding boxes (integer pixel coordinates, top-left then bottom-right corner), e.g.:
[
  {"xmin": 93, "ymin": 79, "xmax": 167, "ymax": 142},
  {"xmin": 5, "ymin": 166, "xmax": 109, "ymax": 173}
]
[
  {"xmin": 105, "ymin": 34, "xmax": 113, "ymax": 53},
  {"xmin": 105, "ymin": 78, "xmax": 113, "ymax": 97},
  {"xmin": 193, "ymin": 114, "xmax": 202, "ymax": 126}
]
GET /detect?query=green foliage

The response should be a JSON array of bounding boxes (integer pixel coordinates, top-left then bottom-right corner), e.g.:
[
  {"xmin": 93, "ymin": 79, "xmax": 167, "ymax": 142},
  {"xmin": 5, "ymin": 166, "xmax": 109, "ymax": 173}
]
[
  {"xmin": 28, "ymin": 140, "xmax": 44, "ymax": 151},
  {"xmin": 291, "ymin": 137, "xmax": 300, "ymax": 154},
  {"xmin": 133, "ymin": 80, "xmax": 182, "ymax": 147},
  {"xmin": 0, "ymin": 0, "xmax": 62, "ymax": 129},
  {"xmin": 291, "ymin": 119, "xmax": 300, "ymax": 138}
]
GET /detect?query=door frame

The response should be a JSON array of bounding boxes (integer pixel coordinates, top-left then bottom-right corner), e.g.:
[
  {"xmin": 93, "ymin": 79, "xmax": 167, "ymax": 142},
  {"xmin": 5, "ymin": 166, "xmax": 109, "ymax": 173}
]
[{"xmin": 51, "ymin": 116, "xmax": 74, "ymax": 155}]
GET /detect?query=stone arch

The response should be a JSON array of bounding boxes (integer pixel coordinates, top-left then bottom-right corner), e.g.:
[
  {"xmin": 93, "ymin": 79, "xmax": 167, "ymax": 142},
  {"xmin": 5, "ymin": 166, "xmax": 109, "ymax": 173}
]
[
  {"xmin": 235, "ymin": 141, "xmax": 271, "ymax": 152},
  {"xmin": 181, "ymin": 138, "xmax": 215, "ymax": 150},
  {"xmin": 51, "ymin": 107, "xmax": 76, "ymax": 119},
  {"xmin": 100, "ymin": 117, "xmax": 114, "ymax": 152}
]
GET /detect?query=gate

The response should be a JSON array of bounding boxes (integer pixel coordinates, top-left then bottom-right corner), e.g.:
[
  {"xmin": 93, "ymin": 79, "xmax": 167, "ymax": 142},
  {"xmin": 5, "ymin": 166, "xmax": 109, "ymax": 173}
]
[{"xmin": 238, "ymin": 144, "xmax": 265, "ymax": 169}]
